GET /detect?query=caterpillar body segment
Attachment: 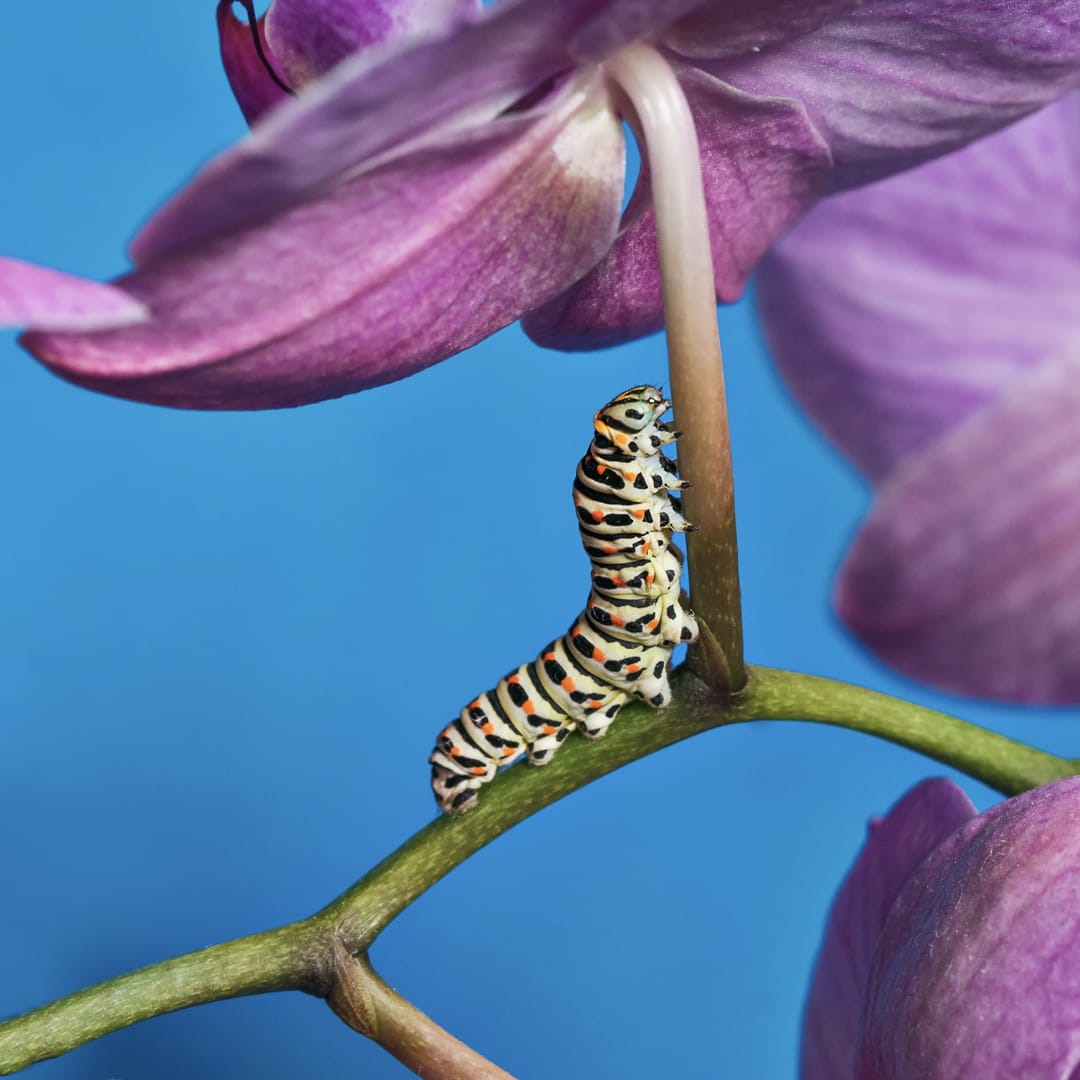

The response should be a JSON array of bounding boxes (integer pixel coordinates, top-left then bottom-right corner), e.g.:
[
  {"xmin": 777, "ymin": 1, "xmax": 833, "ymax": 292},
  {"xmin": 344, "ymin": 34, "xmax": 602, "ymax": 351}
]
[{"xmin": 430, "ymin": 386, "xmax": 697, "ymax": 814}]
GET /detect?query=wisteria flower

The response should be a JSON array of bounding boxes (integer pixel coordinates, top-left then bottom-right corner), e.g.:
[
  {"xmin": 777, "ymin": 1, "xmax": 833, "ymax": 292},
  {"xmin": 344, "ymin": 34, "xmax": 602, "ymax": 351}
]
[
  {"xmin": 803, "ymin": 775, "xmax": 1080, "ymax": 1079},
  {"xmin": 17, "ymin": 0, "xmax": 1080, "ymax": 409},
  {"xmin": 758, "ymin": 92, "xmax": 1080, "ymax": 704}
]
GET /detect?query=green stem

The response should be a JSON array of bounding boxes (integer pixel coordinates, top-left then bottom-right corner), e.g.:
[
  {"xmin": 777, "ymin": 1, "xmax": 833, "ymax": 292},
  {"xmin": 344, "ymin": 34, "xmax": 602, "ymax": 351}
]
[
  {"xmin": 1, "ymin": 665, "xmax": 1073, "ymax": 1074},
  {"xmin": 0, "ymin": 921, "xmax": 329, "ymax": 1074}
]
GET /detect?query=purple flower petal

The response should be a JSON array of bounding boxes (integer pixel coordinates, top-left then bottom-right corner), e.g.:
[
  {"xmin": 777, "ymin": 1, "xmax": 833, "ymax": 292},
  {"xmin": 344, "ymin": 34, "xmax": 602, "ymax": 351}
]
[
  {"xmin": 0, "ymin": 257, "xmax": 147, "ymax": 332},
  {"xmin": 264, "ymin": 0, "xmax": 480, "ymax": 86},
  {"xmin": 522, "ymin": 65, "xmax": 831, "ymax": 348},
  {"xmin": 802, "ymin": 779, "xmax": 977, "ymax": 1080},
  {"xmin": 662, "ymin": 0, "xmax": 859, "ymax": 60},
  {"xmin": 707, "ymin": 0, "xmax": 1080, "ymax": 190},
  {"xmin": 22, "ymin": 78, "xmax": 624, "ymax": 409},
  {"xmin": 836, "ymin": 349, "xmax": 1080, "ymax": 705},
  {"xmin": 131, "ymin": 0, "xmax": 699, "ymax": 266},
  {"xmin": 757, "ymin": 94, "xmax": 1080, "ymax": 483},
  {"xmin": 218, "ymin": 2, "xmax": 291, "ymax": 125},
  {"xmin": 858, "ymin": 777, "xmax": 1080, "ymax": 1078}
]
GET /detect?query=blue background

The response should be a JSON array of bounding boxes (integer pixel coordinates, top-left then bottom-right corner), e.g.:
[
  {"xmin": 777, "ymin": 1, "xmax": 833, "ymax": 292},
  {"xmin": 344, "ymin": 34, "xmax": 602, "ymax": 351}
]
[{"xmin": 2, "ymin": 5, "xmax": 1075, "ymax": 1078}]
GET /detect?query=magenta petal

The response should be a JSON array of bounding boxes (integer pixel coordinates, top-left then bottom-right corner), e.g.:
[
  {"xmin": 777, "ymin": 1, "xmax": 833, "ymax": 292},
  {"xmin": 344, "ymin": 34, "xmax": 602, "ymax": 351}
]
[
  {"xmin": 708, "ymin": 0, "xmax": 1080, "ymax": 190},
  {"xmin": 23, "ymin": 80, "xmax": 624, "ymax": 409},
  {"xmin": 758, "ymin": 95, "xmax": 1080, "ymax": 483},
  {"xmin": 662, "ymin": 0, "xmax": 859, "ymax": 60},
  {"xmin": 858, "ymin": 777, "xmax": 1080, "ymax": 1078},
  {"xmin": 802, "ymin": 779, "xmax": 977, "ymax": 1080},
  {"xmin": 131, "ymin": 0, "xmax": 692, "ymax": 266},
  {"xmin": 523, "ymin": 65, "xmax": 830, "ymax": 349},
  {"xmin": 0, "ymin": 257, "xmax": 146, "ymax": 331},
  {"xmin": 217, "ymin": 2, "xmax": 291, "ymax": 125},
  {"xmin": 837, "ymin": 350, "xmax": 1080, "ymax": 704},
  {"xmin": 264, "ymin": 0, "xmax": 480, "ymax": 86}
]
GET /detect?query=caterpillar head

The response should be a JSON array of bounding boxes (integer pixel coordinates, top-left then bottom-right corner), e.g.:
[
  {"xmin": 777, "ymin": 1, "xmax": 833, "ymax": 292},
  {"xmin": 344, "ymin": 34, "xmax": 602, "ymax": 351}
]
[{"xmin": 596, "ymin": 386, "xmax": 669, "ymax": 434}]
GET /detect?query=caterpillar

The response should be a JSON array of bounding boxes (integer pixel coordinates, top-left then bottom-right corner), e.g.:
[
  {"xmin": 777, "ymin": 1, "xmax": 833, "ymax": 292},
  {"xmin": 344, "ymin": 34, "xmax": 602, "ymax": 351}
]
[{"xmin": 429, "ymin": 386, "xmax": 698, "ymax": 814}]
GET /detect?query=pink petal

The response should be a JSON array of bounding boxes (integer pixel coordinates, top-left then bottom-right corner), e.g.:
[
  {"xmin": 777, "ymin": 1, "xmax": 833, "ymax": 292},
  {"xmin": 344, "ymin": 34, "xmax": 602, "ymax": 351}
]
[
  {"xmin": 131, "ymin": 0, "xmax": 697, "ymax": 266},
  {"xmin": 802, "ymin": 779, "xmax": 977, "ymax": 1080},
  {"xmin": 22, "ymin": 79, "xmax": 624, "ymax": 409},
  {"xmin": 218, "ymin": 2, "xmax": 291, "ymax": 125},
  {"xmin": 707, "ymin": 0, "xmax": 1080, "ymax": 191},
  {"xmin": 859, "ymin": 777, "xmax": 1080, "ymax": 1078},
  {"xmin": 0, "ymin": 257, "xmax": 146, "ymax": 332},
  {"xmin": 757, "ymin": 95, "xmax": 1080, "ymax": 483},
  {"xmin": 662, "ymin": 0, "xmax": 860, "ymax": 59},
  {"xmin": 837, "ymin": 349, "xmax": 1080, "ymax": 704},
  {"xmin": 265, "ymin": 0, "xmax": 480, "ymax": 86},
  {"xmin": 522, "ymin": 65, "xmax": 830, "ymax": 348}
]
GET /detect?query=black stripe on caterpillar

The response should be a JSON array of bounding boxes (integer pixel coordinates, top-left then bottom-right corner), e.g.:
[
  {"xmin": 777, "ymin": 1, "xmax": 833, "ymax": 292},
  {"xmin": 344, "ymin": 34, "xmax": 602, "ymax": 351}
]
[{"xmin": 429, "ymin": 386, "xmax": 698, "ymax": 814}]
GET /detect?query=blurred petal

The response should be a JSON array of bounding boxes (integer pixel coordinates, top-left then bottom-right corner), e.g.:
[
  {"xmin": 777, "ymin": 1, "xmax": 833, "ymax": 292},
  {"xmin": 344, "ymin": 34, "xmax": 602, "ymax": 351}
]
[
  {"xmin": 0, "ymin": 257, "xmax": 146, "ymax": 331},
  {"xmin": 837, "ymin": 349, "xmax": 1080, "ymax": 704},
  {"xmin": 218, "ymin": 2, "xmax": 291, "ymax": 125},
  {"xmin": 802, "ymin": 779, "xmax": 977, "ymax": 1080},
  {"xmin": 523, "ymin": 66, "xmax": 831, "ymax": 348},
  {"xmin": 859, "ymin": 777, "xmax": 1080, "ymax": 1078},
  {"xmin": 707, "ymin": 0, "xmax": 1080, "ymax": 190},
  {"xmin": 662, "ymin": 0, "xmax": 859, "ymax": 60},
  {"xmin": 131, "ymin": 0, "xmax": 697, "ymax": 266},
  {"xmin": 758, "ymin": 95, "xmax": 1080, "ymax": 483},
  {"xmin": 23, "ymin": 79, "xmax": 624, "ymax": 409},
  {"xmin": 265, "ymin": 0, "xmax": 480, "ymax": 85}
]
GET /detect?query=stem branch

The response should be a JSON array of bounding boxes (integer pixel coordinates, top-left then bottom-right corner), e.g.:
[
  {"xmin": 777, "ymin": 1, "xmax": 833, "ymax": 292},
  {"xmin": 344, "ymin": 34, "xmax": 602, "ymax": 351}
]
[{"xmin": 1, "ymin": 666, "xmax": 1072, "ymax": 1074}]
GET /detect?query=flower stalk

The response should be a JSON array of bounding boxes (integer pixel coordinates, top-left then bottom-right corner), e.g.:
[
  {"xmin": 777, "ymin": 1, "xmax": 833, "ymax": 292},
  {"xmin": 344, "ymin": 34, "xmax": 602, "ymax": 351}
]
[
  {"xmin": 605, "ymin": 43, "xmax": 744, "ymax": 693},
  {"xmin": 1, "ymin": 665, "xmax": 1071, "ymax": 1075}
]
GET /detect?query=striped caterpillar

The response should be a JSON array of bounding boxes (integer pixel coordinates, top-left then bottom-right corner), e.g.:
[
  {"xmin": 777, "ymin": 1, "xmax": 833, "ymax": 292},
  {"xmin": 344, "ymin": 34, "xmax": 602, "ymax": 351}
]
[{"xmin": 430, "ymin": 386, "xmax": 698, "ymax": 814}]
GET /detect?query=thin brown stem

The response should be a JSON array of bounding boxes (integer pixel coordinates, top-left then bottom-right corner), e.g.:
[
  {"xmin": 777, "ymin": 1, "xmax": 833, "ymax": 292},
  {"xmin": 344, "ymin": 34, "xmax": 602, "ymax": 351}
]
[{"xmin": 328, "ymin": 944, "xmax": 518, "ymax": 1080}]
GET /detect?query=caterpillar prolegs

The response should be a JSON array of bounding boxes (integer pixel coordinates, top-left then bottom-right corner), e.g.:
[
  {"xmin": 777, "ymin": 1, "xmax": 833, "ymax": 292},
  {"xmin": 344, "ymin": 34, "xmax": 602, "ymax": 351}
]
[{"xmin": 430, "ymin": 386, "xmax": 698, "ymax": 814}]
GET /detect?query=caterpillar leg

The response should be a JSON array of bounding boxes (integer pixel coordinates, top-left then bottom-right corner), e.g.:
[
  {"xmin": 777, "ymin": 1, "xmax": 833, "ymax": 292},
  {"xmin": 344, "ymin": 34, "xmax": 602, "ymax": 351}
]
[
  {"xmin": 525, "ymin": 723, "xmax": 574, "ymax": 765},
  {"xmin": 660, "ymin": 599, "xmax": 699, "ymax": 647},
  {"xmin": 577, "ymin": 698, "xmax": 628, "ymax": 740},
  {"xmin": 430, "ymin": 758, "xmax": 489, "ymax": 815},
  {"xmin": 631, "ymin": 653, "xmax": 674, "ymax": 708}
]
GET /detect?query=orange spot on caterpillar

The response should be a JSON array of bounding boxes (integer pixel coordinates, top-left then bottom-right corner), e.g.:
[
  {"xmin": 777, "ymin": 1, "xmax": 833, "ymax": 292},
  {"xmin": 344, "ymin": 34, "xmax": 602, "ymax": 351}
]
[
  {"xmin": 596, "ymin": 462, "xmax": 606, "ymax": 475},
  {"xmin": 603, "ymin": 546, "xmax": 617, "ymax": 555},
  {"xmin": 523, "ymin": 701, "xmax": 536, "ymax": 715},
  {"xmin": 543, "ymin": 725, "xmax": 557, "ymax": 735},
  {"xmin": 623, "ymin": 471, "xmax": 636, "ymax": 482},
  {"xmin": 611, "ymin": 616, "xmax": 625, "ymax": 627},
  {"xmin": 627, "ymin": 664, "xmax": 640, "ymax": 673},
  {"xmin": 561, "ymin": 677, "xmax": 575, "ymax": 692},
  {"xmin": 501, "ymin": 747, "xmax": 516, "ymax": 758},
  {"xmin": 592, "ymin": 509, "xmax": 605, "ymax": 522},
  {"xmin": 593, "ymin": 648, "xmax": 605, "ymax": 662},
  {"xmin": 646, "ymin": 573, "xmax": 655, "ymax": 586},
  {"xmin": 613, "ymin": 576, "xmax": 625, "ymax": 587},
  {"xmin": 632, "ymin": 509, "xmax": 646, "ymax": 520},
  {"xmin": 472, "ymin": 767, "xmax": 487, "ymax": 776},
  {"xmin": 543, "ymin": 651, "xmax": 555, "ymax": 661},
  {"xmin": 648, "ymin": 620, "xmax": 659, "ymax": 631},
  {"xmin": 481, "ymin": 722, "xmax": 494, "ymax": 735},
  {"xmin": 508, "ymin": 674, "xmax": 520, "ymax": 684},
  {"xmin": 450, "ymin": 746, "xmax": 461, "ymax": 756},
  {"xmin": 614, "ymin": 432, "xmax": 628, "ymax": 447}
]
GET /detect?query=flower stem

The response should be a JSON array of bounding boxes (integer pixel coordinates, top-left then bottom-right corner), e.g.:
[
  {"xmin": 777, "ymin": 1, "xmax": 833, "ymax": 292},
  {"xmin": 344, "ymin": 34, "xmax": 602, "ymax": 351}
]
[
  {"xmin": 1, "ymin": 666, "xmax": 1071, "ymax": 1074},
  {"xmin": 328, "ymin": 946, "xmax": 518, "ymax": 1080},
  {"xmin": 606, "ymin": 43, "xmax": 744, "ymax": 693}
]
